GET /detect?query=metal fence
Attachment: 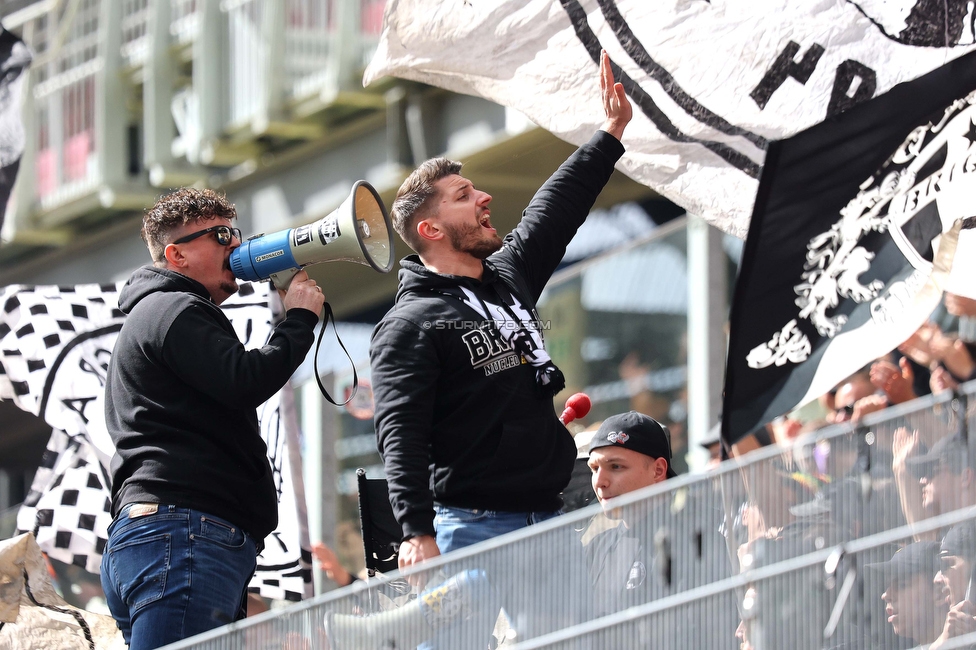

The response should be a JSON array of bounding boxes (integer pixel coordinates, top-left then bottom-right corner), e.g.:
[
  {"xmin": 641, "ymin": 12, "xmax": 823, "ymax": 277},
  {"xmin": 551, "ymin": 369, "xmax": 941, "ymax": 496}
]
[{"xmin": 161, "ymin": 381, "xmax": 976, "ymax": 649}]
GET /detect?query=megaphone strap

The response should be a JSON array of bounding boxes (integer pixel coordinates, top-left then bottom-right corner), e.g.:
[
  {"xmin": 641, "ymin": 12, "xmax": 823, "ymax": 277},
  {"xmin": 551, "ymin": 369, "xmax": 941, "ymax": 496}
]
[{"xmin": 314, "ymin": 302, "xmax": 360, "ymax": 406}]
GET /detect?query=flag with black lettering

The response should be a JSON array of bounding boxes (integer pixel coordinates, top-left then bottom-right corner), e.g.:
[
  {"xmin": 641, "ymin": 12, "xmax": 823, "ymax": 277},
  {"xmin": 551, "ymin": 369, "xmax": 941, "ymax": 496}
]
[
  {"xmin": 0, "ymin": 27, "xmax": 30, "ymax": 234},
  {"xmin": 0, "ymin": 282, "xmax": 312, "ymax": 601},
  {"xmin": 365, "ymin": 0, "xmax": 976, "ymax": 236},
  {"xmin": 721, "ymin": 50, "xmax": 976, "ymax": 444}
]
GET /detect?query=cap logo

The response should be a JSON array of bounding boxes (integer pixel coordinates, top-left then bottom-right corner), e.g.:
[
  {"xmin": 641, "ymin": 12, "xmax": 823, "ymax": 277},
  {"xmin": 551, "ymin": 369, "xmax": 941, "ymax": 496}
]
[{"xmin": 607, "ymin": 431, "xmax": 630, "ymax": 445}]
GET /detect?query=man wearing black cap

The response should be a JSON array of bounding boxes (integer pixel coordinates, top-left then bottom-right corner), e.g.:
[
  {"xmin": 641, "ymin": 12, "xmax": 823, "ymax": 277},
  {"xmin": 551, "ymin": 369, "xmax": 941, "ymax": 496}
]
[
  {"xmin": 907, "ymin": 434, "xmax": 976, "ymax": 518},
  {"xmin": 587, "ymin": 411, "xmax": 677, "ymax": 511},
  {"xmin": 583, "ymin": 412, "xmax": 678, "ymax": 616},
  {"xmin": 868, "ymin": 541, "xmax": 948, "ymax": 646}
]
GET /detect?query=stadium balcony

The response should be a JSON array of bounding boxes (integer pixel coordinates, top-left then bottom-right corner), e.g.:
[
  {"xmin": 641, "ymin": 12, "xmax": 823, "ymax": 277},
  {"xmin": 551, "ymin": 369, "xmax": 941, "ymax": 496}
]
[{"xmin": 1, "ymin": 0, "xmax": 390, "ymax": 266}]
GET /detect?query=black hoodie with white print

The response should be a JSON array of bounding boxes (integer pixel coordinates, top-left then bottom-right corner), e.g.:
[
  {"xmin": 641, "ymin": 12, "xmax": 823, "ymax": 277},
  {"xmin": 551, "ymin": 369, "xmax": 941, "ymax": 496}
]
[{"xmin": 370, "ymin": 131, "xmax": 625, "ymax": 540}]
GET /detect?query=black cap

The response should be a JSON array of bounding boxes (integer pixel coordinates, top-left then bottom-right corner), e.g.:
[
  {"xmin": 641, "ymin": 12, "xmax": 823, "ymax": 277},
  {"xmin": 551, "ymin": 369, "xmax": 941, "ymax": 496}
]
[
  {"xmin": 906, "ymin": 434, "xmax": 970, "ymax": 479},
  {"xmin": 589, "ymin": 411, "xmax": 677, "ymax": 478},
  {"xmin": 865, "ymin": 541, "xmax": 941, "ymax": 582},
  {"xmin": 942, "ymin": 522, "xmax": 976, "ymax": 560}
]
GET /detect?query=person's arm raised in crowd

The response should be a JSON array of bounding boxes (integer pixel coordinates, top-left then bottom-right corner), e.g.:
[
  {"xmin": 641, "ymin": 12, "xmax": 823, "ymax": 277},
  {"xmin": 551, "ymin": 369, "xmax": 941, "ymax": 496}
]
[
  {"xmin": 311, "ymin": 541, "xmax": 354, "ymax": 587},
  {"xmin": 930, "ymin": 599, "xmax": 976, "ymax": 649},
  {"xmin": 891, "ymin": 428, "xmax": 938, "ymax": 542}
]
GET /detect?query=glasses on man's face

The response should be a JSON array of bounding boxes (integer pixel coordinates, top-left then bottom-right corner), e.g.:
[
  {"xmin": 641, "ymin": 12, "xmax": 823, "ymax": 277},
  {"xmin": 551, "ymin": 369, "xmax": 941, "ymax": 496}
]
[{"xmin": 171, "ymin": 225, "xmax": 241, "ymax": 247}]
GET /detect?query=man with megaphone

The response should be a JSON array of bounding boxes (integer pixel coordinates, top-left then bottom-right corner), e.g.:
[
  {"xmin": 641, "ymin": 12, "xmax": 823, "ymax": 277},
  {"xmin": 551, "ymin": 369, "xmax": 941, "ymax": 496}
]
[
  {"xmin": 370, "ymin": 49, "xmax": 632, "ymax": 577},
  {"xmin": 100, "ymin": 188, "xmax": 325, "ymax": 650}
]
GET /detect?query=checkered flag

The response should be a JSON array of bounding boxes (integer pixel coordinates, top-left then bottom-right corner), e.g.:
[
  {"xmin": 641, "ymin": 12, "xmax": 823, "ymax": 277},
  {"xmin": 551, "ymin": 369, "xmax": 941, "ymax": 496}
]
[
  {"xmin": 16, "ymin": 427, "xmax": 111, "ymax": 573},
  {"xmin": 1, "ymin": 281, "xmax": 313, "ymax": 600}
]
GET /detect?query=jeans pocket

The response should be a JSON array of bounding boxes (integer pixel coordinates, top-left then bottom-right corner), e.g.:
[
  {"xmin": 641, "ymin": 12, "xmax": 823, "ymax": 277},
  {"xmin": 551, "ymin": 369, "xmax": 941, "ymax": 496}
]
[
  {"xmin": 111, "ymin": 533, "xmax": 170, "ymax": 612},
  {"xmin": 434, "ymin": 506, "xmax": 490, "ymax": 525},
  {"xmin": 197, "ymin": 514, "xmax": 247, "ymax": 549}
]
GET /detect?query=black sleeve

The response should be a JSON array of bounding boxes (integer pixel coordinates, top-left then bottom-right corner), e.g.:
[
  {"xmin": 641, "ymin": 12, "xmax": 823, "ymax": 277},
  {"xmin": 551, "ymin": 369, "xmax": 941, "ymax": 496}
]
[
  {"xmin": 493, "ymin": 131, "xmax": 625, "ymax": 301},
  {"xmin": 370, "ymin": 316, "xmax": 440, "ymax": 539},
  {"xmin": 162, "ymin": 305, "xmax": 317, "ymax": 409}
]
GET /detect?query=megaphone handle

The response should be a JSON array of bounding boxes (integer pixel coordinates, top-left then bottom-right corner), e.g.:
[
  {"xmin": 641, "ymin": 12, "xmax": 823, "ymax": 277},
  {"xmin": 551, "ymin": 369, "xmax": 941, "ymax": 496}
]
[
  {"xmin": 314, "ymin": 302, "xmax": 360, "ymax": 406},
  {"xmin": 269, "ymin": 267, "xmax": 301, "ymax": 291}
]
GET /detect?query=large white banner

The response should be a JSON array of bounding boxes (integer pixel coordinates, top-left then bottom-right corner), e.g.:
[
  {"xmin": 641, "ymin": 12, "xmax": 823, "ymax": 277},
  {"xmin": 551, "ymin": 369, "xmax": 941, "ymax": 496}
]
[
  {"xmin": 365, "ymin": 0, "xmax": 976, "ymax": 238},
  {"xmin": 0, "ymin": 281, "xmax": 312, "ymax": 602}
]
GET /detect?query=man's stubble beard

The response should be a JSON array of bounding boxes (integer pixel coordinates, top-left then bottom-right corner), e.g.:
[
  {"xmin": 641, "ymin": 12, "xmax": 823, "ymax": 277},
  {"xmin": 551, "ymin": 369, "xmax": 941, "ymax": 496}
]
[{"xmin": 445, "ymin": 221, "xmax": 503, "ymax": 259}]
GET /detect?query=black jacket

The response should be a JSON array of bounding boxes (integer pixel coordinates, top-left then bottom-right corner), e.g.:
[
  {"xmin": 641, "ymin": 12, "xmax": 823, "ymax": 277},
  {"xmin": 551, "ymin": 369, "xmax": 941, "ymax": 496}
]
[
  {"xmin": 105, "ymin": 266, "xmax": 317, "ymax": 540},
  {"xmin": 370, "ymin": 131, "xmax": 625, "ymax": 539}
]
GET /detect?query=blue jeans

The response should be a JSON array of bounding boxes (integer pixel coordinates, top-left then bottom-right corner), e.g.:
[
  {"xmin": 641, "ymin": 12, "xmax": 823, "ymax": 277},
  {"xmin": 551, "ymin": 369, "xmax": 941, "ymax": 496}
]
[
  {"xmin": 433, "ymin": 505, "xmax": 562, "ymax": 554},
  {"xmin": 100, "ymin": 504, "xmax": 258, "ymax": 650},
  {"xmin": 426, "ymin": 506, "xmax": 562, "ymax": 649}
]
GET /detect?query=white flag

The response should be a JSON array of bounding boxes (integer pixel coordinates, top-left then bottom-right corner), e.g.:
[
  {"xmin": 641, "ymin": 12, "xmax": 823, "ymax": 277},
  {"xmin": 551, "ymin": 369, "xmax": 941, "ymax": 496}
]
[{"xmin": 365, "ymin": 0, "xmax": 976, "ymax": 237}]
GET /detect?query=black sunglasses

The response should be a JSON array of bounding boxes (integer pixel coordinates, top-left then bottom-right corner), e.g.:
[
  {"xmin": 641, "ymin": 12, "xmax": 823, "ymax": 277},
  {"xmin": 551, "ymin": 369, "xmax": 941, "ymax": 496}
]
[{"xmin": 171, "ymin": 225, "xmax": 241, "ymax": 246}]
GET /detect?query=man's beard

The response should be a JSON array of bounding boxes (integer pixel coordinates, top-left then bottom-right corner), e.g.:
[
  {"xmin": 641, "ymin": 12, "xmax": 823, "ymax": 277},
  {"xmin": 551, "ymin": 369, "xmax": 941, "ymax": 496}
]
[
  {"xmin": 445, "ymin": 221, "xmax": 502, "ymax": 259},
  {"xmin": 219, "ymin": 278, "xmax": 240, "ymax": 297}
]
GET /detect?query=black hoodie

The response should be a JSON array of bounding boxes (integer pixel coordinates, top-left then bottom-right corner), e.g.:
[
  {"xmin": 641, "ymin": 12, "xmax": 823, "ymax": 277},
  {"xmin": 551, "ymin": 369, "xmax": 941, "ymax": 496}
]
[
  {"xmin": 370, "ymin": 131, "xmax": 625, "ymax": 539},
  {"xmin": 105, "ymin": 266, "xmax": 317, "ymax": 540}
]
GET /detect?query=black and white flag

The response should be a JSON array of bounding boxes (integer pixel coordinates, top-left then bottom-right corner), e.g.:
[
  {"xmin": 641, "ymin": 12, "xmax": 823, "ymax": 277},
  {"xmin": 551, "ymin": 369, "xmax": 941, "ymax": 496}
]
[
  {"xmin": 0, "ymin": 281, "xmax": 313, "ymax": 601},
  {"xmin": 0, "ymin": 27, "xmax": 30, "ymax": 234},
  {"xmin": 365, "ymin": 0, "xmax": 976, "ymax": 237},
  {"xmin": 722, "ymin": 50, "xmax": 976, "ymax": 445}
]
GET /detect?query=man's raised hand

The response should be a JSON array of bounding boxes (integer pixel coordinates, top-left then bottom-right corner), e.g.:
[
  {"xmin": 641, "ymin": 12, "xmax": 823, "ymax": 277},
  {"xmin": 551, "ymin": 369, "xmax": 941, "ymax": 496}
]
[{"xmin": 600, "ymin": 49, "xmax": 632, "ymax": 142}]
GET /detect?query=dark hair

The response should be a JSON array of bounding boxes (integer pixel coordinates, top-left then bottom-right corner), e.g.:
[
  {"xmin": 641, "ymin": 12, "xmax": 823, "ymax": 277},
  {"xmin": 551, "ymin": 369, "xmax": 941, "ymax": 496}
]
[
  {"xmin": 142, "ymin": 188, "xmax": 237, "ymax": 262},
  {"xmin": 391, "ymin": 158, "xmax": 462, "ymax": 253}
]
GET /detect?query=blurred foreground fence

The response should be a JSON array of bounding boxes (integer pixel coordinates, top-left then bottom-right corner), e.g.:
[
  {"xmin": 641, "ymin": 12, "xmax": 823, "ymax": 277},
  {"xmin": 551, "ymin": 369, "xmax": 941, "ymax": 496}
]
[{"xmin": 163, "ymin": 381, "xmax": 976, "ymax": 649}]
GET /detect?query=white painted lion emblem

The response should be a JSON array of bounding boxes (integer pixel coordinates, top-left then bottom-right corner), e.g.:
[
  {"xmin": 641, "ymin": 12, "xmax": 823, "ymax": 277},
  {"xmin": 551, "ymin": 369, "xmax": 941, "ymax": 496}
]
[
  {"xmin": 793, "ymin": 168, "xmax": 916, "ymax": 337},
  {"xmin": 748, "ymin": 91, "xmax": 976, "ymax": 371}
]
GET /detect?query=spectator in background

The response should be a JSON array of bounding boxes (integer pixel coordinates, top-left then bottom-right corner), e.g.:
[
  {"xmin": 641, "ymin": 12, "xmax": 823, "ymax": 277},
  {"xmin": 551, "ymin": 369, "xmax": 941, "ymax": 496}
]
[
  {"xmin": 892, "ymin": 427, "xmax": 939, "ymax": 543},
  {"xmin": 946, "ymin": 292, "xmax": 976, "ymax": 345},
  {"xmin": 908, "ymin": 434, "xmax": 976, "ymax": 518},
  {"xmin": 932, "ymin": 522, "xmax": 976, "ymax": 649},
  {"xmin": 830, "ymin": 369, "xmax": 888, "ymax": 424},
  {"xmin": 870, "ymin": 356, "xmax": 920, "ymax": 405},
  {"xmin": 868, "ymin": 541, "xmax": 948, "ymax": 647},
  {"xmin": 584, "ymin": 411, "xmax": 677, "ymax": 612},
  {"xmin": 580, "ymin": 411, "xmax": 735, "ymax": 649},
  {"xmin": 901, "ymin": 320, "xmax": 976, "ymax": 389}
]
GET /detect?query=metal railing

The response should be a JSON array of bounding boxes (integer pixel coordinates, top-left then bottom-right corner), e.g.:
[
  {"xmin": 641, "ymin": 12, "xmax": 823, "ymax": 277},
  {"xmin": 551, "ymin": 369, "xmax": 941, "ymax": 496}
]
[{"xmin": 160, "ymin": 381, "xmax": 976, "ymax": 649}]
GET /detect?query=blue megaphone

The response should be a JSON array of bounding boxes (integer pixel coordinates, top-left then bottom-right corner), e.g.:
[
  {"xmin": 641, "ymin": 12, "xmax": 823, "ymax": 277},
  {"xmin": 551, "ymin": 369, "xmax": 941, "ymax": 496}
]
[{"xmin": 230, "ymin": 180, "xmax": 394, "ymax": 289}]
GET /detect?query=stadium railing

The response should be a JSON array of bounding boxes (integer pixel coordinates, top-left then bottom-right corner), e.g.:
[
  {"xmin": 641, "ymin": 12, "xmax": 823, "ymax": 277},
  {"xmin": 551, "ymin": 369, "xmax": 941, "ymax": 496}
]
[{"xmin": 161, "ymin": 381, "xmax": 976, "ymax": 650}]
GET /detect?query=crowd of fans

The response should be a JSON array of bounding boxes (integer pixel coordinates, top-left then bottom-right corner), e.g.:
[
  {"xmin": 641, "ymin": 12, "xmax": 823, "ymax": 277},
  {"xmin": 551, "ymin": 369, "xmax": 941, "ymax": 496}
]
[{"xmin": 727, "ymin": 291, "xmax": 976, "ymax": 649}]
